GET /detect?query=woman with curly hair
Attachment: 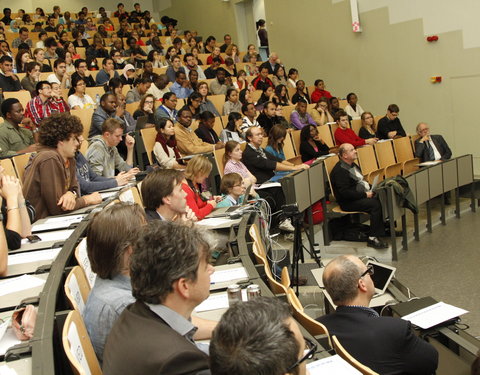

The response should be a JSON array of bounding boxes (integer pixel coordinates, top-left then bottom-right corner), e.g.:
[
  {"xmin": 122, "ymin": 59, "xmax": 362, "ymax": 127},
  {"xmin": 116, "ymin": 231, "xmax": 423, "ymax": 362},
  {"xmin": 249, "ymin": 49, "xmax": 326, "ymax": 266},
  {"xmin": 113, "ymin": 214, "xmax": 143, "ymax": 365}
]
[{"xmin": 22, "ymin": 113, "xmax": 102, "ymax": 219}]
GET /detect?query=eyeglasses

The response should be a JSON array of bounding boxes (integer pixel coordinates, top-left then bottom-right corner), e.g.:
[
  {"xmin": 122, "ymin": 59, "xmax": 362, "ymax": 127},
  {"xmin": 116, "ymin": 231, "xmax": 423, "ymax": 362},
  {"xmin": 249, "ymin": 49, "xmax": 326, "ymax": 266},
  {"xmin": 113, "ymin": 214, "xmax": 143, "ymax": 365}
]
[
  {"xmin": 145, "ymin": 100, "xmax": 154, "ymax": 104},
  {"xmin": 360, "ymin": 265, "xmax": 374, "ymax": 279},
  {"xmin": 286, "ymin": 338, "xmax": 317, "ymax": 372}
]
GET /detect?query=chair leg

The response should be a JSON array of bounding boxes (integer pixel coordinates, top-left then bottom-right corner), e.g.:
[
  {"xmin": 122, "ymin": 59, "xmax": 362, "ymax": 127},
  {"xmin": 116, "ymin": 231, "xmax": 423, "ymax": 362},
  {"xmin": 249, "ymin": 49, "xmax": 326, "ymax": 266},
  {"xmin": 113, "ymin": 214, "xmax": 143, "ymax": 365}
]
[
  {"xmin": 413, "ymin": 213, "xmax": 420, "ymax": 241},
  {"xmin": 401, "ymin": 214, "xmax": 408, "ymax": 251},
  {"xmin": 426, "ymin": 201, "xmax": 432, "ymax": 233},
  {"xmin": 455, "ymin": 187, "xmax": 461, "ymax": 219}
]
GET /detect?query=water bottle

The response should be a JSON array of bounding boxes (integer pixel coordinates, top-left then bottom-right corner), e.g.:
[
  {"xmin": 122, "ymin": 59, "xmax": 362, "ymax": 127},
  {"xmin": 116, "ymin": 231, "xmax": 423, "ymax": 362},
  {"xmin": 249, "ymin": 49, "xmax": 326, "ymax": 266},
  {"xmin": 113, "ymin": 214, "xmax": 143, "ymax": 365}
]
[{"xmin": 95, "ymin": 94, "xmax": 100, "ymax": 106}]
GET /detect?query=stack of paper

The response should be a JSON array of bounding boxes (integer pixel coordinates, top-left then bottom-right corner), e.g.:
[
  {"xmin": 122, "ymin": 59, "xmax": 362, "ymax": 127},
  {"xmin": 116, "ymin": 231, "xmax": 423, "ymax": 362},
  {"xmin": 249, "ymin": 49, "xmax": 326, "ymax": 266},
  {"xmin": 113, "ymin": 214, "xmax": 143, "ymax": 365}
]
[
  {"xmin": 402, "ymin": 302, "xmax": 468, "ymax": 329},
  {"xmin": 307, "ymin": 355, "xmax": 362, "ymax": 374}
]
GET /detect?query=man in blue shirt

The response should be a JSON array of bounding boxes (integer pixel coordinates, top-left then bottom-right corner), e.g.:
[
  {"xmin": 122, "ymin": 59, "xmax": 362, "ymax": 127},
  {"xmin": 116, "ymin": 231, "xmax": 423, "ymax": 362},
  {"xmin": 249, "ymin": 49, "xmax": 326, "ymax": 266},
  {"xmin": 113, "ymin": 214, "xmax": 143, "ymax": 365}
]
[{"xmin": 170, "ymin": 71, "xmax": 193, "ymax": 99}]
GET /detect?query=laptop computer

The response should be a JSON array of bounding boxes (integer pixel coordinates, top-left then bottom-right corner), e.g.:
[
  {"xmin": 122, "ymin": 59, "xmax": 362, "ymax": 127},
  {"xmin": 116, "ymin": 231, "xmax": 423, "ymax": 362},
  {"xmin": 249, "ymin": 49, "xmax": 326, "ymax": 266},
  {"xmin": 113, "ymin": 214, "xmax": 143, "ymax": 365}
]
[
  {"xmin": 367, "ymin": 260, "xmax": 396, "ymax": 297},
  {"xmin": 206, "ymin": 184, "xmax": 253, "ymax": 218}
]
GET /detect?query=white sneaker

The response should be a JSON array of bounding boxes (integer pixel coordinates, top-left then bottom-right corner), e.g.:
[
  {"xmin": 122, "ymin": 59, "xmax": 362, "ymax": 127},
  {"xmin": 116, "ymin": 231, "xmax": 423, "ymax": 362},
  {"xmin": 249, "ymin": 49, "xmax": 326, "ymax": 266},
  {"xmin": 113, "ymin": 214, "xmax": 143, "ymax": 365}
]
[{"xmin": 279, "ymin": 218, "xmax": 295, "ymax": 233}]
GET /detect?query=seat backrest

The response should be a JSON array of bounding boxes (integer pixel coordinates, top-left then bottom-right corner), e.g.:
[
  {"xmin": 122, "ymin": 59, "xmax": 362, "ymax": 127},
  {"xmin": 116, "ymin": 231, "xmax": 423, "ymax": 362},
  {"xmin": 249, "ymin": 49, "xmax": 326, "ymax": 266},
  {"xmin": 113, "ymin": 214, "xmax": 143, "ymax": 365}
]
[
  {"xmin": 393, "ymin": 137, "xmax": 414, "ymax": 162},
  {"xmin": 384, "ymin": 162, "xmax": 402, "ymax": 178},
  {"xmin": 280, "ymin": 266, "xmax": 291, "ymax": 289},
  {"xmin": 374, "ymin": 141, "xmax": 396, "ymax": 168},
  {"xmin": 356, "ymin": 145, "xmax": 378, "ymax": 175},
  {"xmin": 125, "ymin": 101, "xmax": 139, "ymax": 115},
  {"xmin": 317, "ymin": 125, "xmax": 334, "ymax": 148},
  {"xmin": 290, "ymin": 129, "xmax": 301, "ymax": 155},
  {"xmin": 71, "ymin": 108, "xmax": 95, "ymax": 140},
  {"xmin": 3, "ymin": 90, "xmax": 31, "ymax": 108},
  {"xmin": 0, "ymin": 158, "xmax": 18, "ymax": 179},
  {"xmin": 62, "ymin": 310, "xmax": 103, "ymax": 375},
  {"xmin": 208, "ymin": 94, "xmax": 226, "ymax": 116},
  {"xmin": 287, "ymin": 289, "xmax": 331, "ymax": 343},
  {"xmin": 140, "ymin": 127, "xmax": 157, "ymax": 165},
  {"xmin": 323, "ymin": 155, "xmax": 340, "ymax": 200},
  {"xmin": 64, "ymin": 266, "xmax": 90, "ymax": 315},
  {"xmin": 261, "ymin": 256, "xmax": 287, "ymax": 295},
  {"xmin": 85, "ymin": 87, "xmax": 106, "ymax": 102},
  {"xmin": 74, "ymin": 238, "xmax": 97, "ymax": 290},
  {"xmin": 12, "ymin": 152, "xmax": 34, "ymax": 182},
  {"xmin": 213, "ymin": 116, "xmax": 224, "ymax": 136},
  {"xmin": 331, "ymin": 335, "xmax": 379, "ymax": 375},
  {"xmin": 283, "ymin": 105, "xmax": 296, "ymax": 124},
  {"xmin": 402, "ymin": 159, "xmax": 419, "ymax": 176},
  {"xmin": 283, "ymin": 133, "xmax": 297, "ymax": 160},
  {"xmin": 213, "ymin": 147, "xmax": 226, "ymax": 177},
  {"xmin": 351, "ymin": 119, "xmax": 362, "ymax": 135}
]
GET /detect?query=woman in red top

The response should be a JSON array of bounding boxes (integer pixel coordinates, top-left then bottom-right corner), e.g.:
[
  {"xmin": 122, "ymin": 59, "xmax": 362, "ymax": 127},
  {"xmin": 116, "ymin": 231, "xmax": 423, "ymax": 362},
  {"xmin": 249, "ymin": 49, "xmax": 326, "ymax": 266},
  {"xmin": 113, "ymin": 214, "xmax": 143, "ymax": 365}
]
[
  {"xmin": 182, "ymin": 155, "xmax": 218, "ymax": 220},
  {"xmin": 206, "ymin": 46, "xmax": 225, "ymax": 65}
]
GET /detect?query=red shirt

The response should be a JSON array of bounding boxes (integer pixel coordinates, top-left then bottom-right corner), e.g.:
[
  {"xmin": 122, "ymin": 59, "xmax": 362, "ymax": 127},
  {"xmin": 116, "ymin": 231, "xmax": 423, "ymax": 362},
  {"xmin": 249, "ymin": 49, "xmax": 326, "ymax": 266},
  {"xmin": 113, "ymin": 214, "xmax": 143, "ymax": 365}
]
[
  {"xmin": 311, "ymin": 88, "xmax": 332, "ymax": 103},
  {"xmin": 24, "ymin": 96, "xmax": 70, "ymax": 127},
  {"xmin": 334, "ymin": 127, "xmax": 366, "ymax": 148},
  {"xmin": 206, "ymin": 55, "xmax": 225, "ymax": 65},
  {"xmin": 182, "ymin": 182, "xmax": 214, "ymax": 220}
]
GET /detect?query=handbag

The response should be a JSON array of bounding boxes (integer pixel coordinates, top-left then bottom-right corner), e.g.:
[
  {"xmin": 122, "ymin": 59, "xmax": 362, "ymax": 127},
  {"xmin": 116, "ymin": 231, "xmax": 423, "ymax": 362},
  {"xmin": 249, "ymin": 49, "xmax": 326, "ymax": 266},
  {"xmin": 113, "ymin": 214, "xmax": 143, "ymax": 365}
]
[{"xmin": 11, "ymin": 304, "xmax": 37, "ymax": 341}]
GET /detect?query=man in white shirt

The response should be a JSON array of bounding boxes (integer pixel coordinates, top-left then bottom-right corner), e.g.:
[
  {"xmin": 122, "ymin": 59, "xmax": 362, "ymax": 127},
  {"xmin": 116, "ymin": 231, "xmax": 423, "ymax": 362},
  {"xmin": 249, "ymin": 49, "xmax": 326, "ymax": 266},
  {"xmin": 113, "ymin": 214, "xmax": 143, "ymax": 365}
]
[
  {"xmin": 147, "ymin": 74, "xmax": 170, "ymax": 101},
  {"xmin": 240, "ymin": 103, "xmax": 259, "ymax": 134},
  {"xmin": 183, "ymin": 53, "xmax": 206, "ymax": 80},
  {"xmin": 47, "ymin": 59, "xmax": 71, "ymax": 89}
]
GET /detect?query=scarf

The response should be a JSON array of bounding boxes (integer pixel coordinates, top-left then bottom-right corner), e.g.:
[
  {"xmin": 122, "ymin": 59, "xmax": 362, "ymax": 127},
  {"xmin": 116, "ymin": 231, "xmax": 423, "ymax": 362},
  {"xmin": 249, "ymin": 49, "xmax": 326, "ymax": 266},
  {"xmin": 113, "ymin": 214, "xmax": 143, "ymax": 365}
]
[{"xmin": 155, "ymin": 131, "xmax": 181, "ymax": 161}]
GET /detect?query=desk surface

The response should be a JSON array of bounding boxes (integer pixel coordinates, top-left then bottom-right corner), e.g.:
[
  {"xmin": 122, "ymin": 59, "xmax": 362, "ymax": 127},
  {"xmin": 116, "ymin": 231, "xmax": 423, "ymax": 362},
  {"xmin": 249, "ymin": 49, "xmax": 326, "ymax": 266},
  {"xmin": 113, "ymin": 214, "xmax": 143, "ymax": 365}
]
[{"xmin": 0, "ymin": 273, "xmax": 49, "ymax": 311}]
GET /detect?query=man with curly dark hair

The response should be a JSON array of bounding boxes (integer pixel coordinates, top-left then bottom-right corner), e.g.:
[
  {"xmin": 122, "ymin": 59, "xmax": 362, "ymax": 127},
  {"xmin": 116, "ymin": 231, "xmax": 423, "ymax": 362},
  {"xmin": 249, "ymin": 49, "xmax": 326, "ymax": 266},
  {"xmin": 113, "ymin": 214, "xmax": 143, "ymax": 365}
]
[{"xmin": 22, "ymin": 113, "xmax": 102, "ymax": 220}]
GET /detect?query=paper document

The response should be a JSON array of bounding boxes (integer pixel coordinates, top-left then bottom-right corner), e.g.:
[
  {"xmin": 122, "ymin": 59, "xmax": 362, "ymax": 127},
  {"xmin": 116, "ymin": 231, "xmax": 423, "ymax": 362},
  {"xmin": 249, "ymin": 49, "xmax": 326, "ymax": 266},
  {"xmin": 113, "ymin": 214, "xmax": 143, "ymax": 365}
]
[
  {"xmin": 32, "ymin": 215, "xmax": 84, "ymax": 233},
  {"xmin": 402, "ymin": 302, "xmax": 468, "ymax": 329},
  {"xmin": 0, "ymin": 319, "xmax": 9, "ymax": 341},
  {"xmin": 418, "ymin": 160, "xmax": 442, "ymax": 167},
  {"xmin": 317, "ymin": 153, "xmax": 336, "ymax": 160},
  {"xmin": 210, "ymin": 267, "xmax": 248, "ymax": 284},
  {"xmin": 196, "ymin": 217, "xmax": 235, "ymax": 228},
  {"xmin": 67, "ymin": 322, "xmax": 93, "ymax": 375},
  {"xmin": 0, "ymin": 327, "xmax": 21, "ymax": 357},
  {"xmin": 307, "ymin": 355, "xmax": 362, "ymax": 374},
  {"xmin": 8, "ymin": 248, "xmax": 61, "ymax": 266},
  {"xmin": 377, "ymin": 139, "xmax": 393, "ymax": 143},
  {"xmin": 100, "ymin": 191, "xmax": 118, "ymax": 200},
  {"xmin": 30, "ymin": 229, "xmax": 74, "ymax": 243},
  {"xmin": 256, "ymin": 182, "xmax": 281, "ymax": 189},
  {"xmin": 194, "ymin": 290, "xmax": 247, "ymax": 313},
  {"xmin": 0, "ymin": 275, "xmax": 46, "ymax": 297}
]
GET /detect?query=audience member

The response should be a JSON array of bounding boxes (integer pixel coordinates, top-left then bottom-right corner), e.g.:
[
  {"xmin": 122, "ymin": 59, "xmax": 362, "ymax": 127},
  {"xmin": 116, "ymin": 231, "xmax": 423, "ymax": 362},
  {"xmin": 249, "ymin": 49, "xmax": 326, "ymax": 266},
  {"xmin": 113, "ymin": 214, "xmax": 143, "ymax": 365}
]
[
  {"xmin": 141, "ymin": 169, "xmax": 196, "ymax": 223},
  {"xmin": 259, "ymin": 52, "xmax": 281, "ymax": 74},
  {"xmin": 220, "ymin": 112, "xmax": 244, "ymax": 143},
  {"xmin": 225, "ymin": 45, "xmax": 240, "ymax": 64},
  {"xmin": 223, "ymin": 141, "xmax": 257, "ymax": 187},
  {"xmin": 0, "ymin": 98, "xmax": 37, "ymax": 157},
  {"xmin": 71, "ymin": 59, "xmax": 96, "ymax": 87},
  {"xmin": 75, "ymin": 134, "xmax": 131, "ymax": 195},
  {"xmin": 33, "ymin": 48, "xmax": 52, "ymax": 72},
  {"xmin": 198, "ymin": 81, "xmax": 220, "ymax": 116},
  {"xmin": 219, "ymin": 34, "xmax": 232, "ymax": 53},
  {"xmin": 204, "ymin": 57, "xmax": 222, "ymax": 79},
  {"xmin": 210, "ymin": 297, "xmax": 309, "ymax": 375},
  {"xmin": 0, "ymin": 56, "xmax": 22, "ymax": 95},
  {"xmin": 120, "ymin": 64, "xmax": 136, "ymax": 86},
  {"xmin": 153, "ymin": 117, "xmax": 184, "ymax": 169},
  {"xmin": 256, "ymin": 85, "xmax": 275, "ymax": 110},
  {"xmin": 21, "ymin": 62, "xmax": 41, "ymax": 96},
  {"xmin": 68, "ymin": 77, "xmax": 95, "ymax": 110},
  {"xmin": 133, "ymin": 94, "xmax": 155, "ymax": 125},
  {"xmin": 170, "ymin": 71, "xmax": 193, "ymax": 99},
  {"xmin": 310, "ymin": 79, "xmax": 332, "ymax": 103},
  {"xmin": 329, "ymin": 143, "xmax": 388, "ymax": 248},
  {"xmin": 204, "ymin": 35, "xmax": 217, "ymax": 54},
  {"xmin": 290, "ymin": 100, "xmax": 316, "ymax": 130},
  {"xmin": 22, "ymin": 113, "xmax": 101, "ymax": 219},
  {"xmin": 210, "ymin": 68, "xmax": 233, "ymax": 96},
  {"xmin": 83, "ymin": 202, "xmax": 146, "ymax": 362},
  {"xmin": 90, "ymin": 93, "xmax": 123, "ymax": 137},
  {"xmin": 14, "ymin": 49, "xmax": 31, "ymax": 74},
  {"xmin": 318, "ymin": 255, "xmax": 439, "ymax": 374},
  {"xmin": 344, "ymin": 92, "xmax": 364, "ymax": 119},
  {"xmin": 217, "ymin": 173, "xmax": 248, "ymax": 208},
  {"xmin": 125, "ymin": 77, "xmax": 152, "ymax": 103},
  {"xmin": 182, "ymin": 155, "xmax": 217, "ymax": 219},
  {"xmin": 96, "ymin": 57, "xmax": 120, "ymax": 86},
  {"xmin": 256, "ymin": 101, "xmax": 277, "ymax": 135},
  {"xmin": 195, "ymin": 111, "xmax": 220, "ymax": 144},
  {"xmin": 147, "ymin": 74, "xmax": 170, "ymax": 100},
  {"xmin": 291, "ymin": 80, "xmax": 310, "ymax": 104},
  {"xmin": 299, "ymin": 124, "xmax": 330, "ymax": 164},
  {"xmin": 223, "ymin": 88, "xmax": 242, "ymax": 115},
  {"xmin": 240, "ymin": 102, "xmax": 259, "ymax": 134},
  {"xmin": 87, "ymin": 118, "xmax": 138, "ymax": 178},
  {"xmin": 265, "ymin": 125, "xmax": 288, "ymax": 161},
  {"xmin": 155, "ymin": 92, "xmax": 178, "ymax": 122},
  {"xmin": 287, "ymin": 68, "xmax": 299, "ymax": 88},
  {"xmin": 182, "ymin": 92, "xmax": 202, "ymax": 120},
  {"xmin": 242, "ymin": 44, "xmax": 261, "ymax": 62},
  {"xmin": 24, "ymin": 81, "xmax": 69, "ymax": 128},
  {"xmin": 166, "ymin": 55, "xmax": 185, "ymax": 83},
  {"xmin": 175, "ymin": 108, "xmax": 223, "ymax": 155},
  {"xmin": 251, "ymin": 66, "xmax": 274, "ymax": 91},
  {"xmin": 414, "ymin": 122, "xmax": 452, "ymax": 162},
  {"xmin": 47, "ymin": 59, "xmax": 71, "ymax": 89},
  {"xmin": 103, "ymin": 221, "xmax": 215, "ymax": 374},
  {"xmin": 275, "ymin": 84, "xmax": 291, "ymax": 106},
  {"xmin": 376, "ymin": 104, "xmax": 406, "ymax": 139},
  {"xmin": 329, "ymin": 97, "xmax": 343, "ymax": 118},
  {"xmin": 11, "ymin": 27, "xmax": 32, "ymax": 49},
  {"xmin": 334, "ymin": 110, "xmax": 376, "ymax": 147},
  {"xmin": 359, "ymin": 112, "xmax": 377, "ymax": 140},
  {"xmin": 206, "ymin": 46, "xmax": 225, "ymax": 65}
]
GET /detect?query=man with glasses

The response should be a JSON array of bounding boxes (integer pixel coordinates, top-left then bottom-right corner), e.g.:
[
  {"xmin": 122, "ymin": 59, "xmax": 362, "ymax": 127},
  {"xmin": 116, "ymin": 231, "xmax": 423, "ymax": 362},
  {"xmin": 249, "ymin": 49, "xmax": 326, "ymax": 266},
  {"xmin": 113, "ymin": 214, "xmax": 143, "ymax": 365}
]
[
  {"xmin": 414, "ymin": 122, "xmax": 452, "ymax": 163},
  {"xmin": 23, "ymin": 113, "xmax": 102, "ymax": 219},
  {"xmin": 24, "ymin": 81, "xmax": 69, "ymax": 128},
  {"xmin": 377, "ymin": 104, "xmax": 406, "ymax": 140},
  {"xmin": 71, "ymin": 59, "xmax": 96, "ymax": 88},
  {"xmin": 317, "ymin": 255, "xmax": 438, "ymax": 375},
  {"xmin": 155, "ymin": 92, "xmax": 178, "ymax": 122},
  {"xmin": 210, "ymin": 297, "xmax": 311, "ymax": 375}
]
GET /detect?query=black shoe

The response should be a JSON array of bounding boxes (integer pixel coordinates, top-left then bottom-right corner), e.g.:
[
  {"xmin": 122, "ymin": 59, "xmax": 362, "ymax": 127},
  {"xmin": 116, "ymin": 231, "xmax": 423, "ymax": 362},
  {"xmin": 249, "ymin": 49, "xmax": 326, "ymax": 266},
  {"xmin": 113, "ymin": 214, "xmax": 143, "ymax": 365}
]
[{"xmin": 367, "ymin": 237, "xmax": 389, "ymax": 249}]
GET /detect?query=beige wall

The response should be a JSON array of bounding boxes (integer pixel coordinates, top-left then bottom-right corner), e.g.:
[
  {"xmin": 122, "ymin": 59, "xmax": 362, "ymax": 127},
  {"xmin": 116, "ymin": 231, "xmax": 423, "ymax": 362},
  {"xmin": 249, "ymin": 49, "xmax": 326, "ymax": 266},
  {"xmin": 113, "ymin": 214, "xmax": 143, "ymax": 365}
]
[
  {"xmin": 266, "ymin": 0, "xmax": 480, "ymax": 174},
  {"xmin": 154, "ymin": 0, "xmax": 239, "ymax": 44}
]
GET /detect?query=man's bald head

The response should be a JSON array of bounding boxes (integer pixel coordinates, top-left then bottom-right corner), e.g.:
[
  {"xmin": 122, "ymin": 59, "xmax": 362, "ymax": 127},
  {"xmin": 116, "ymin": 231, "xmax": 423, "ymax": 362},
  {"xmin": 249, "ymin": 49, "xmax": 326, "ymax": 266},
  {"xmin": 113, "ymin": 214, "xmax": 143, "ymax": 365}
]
[{"xmin": 323, "ymin": 255, "xmax": 365, "ymax": 305}]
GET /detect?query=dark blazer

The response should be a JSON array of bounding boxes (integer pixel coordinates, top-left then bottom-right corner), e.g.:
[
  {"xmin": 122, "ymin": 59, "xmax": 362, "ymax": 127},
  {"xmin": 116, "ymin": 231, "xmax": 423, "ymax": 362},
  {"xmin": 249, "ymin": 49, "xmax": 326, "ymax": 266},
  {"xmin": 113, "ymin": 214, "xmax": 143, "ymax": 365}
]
[
  {"xmin": 414, "ymin": 135, "xmax": 451, "ymax": 162},
  {"xmin": 195, "ymin": 124, "xmax": 220, "ymax": 144},
  {"xmin": 242, "ymin": 144, "xmax": 281, "ymax": 184},
  {"xmin": 145, "ymin": 208, "xmax": 162, "ymax": 221},
  {"xmin": 299, "ymin": 139, "xmax": 329, "ymax": 163},
  {"xmin": 330, "ymin": 160, "xmax": 367, "ymax": 205},
  {"xmin": 317, "ymin": 306, "xmax": 438, "ymax": 375},
  {"xmin": 376, "ymin": 116, "xmax": 406, "ymax": 140},
  {"xmin": 103, "ymin": 301, "xmax": 210, "ymax": 375}
]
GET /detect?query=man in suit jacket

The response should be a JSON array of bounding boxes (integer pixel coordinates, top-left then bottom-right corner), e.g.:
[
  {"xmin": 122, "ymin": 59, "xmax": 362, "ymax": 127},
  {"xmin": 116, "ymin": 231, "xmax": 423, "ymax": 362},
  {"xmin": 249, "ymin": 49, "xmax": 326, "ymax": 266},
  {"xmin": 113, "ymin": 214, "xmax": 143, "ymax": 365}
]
[
  {"xmin": 414, "ymin": 122, "xmax": 452, "ymax": 162},
  {"xmin": 103, "ymin": 221, "xmax": 216, "ymax": 375},
  {"xmin": 317, "ymin": 255, "xmax": 439, "ymax": 375},
  {"xmin": 141, "ymin": 169, "xmax": 197, "ymax": 223}
]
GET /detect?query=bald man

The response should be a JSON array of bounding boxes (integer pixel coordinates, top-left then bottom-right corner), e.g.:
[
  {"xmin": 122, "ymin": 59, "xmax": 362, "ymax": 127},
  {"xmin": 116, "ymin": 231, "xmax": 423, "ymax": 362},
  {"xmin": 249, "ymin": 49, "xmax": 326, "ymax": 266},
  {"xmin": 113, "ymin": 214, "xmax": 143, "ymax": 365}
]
[
  {"xmin": 414, "ymin": 122, "xmax": 452, "ymax": 162},
  {"xmin": 317, "ymin": 255, "xmax": 438, "ymax": 375}
]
